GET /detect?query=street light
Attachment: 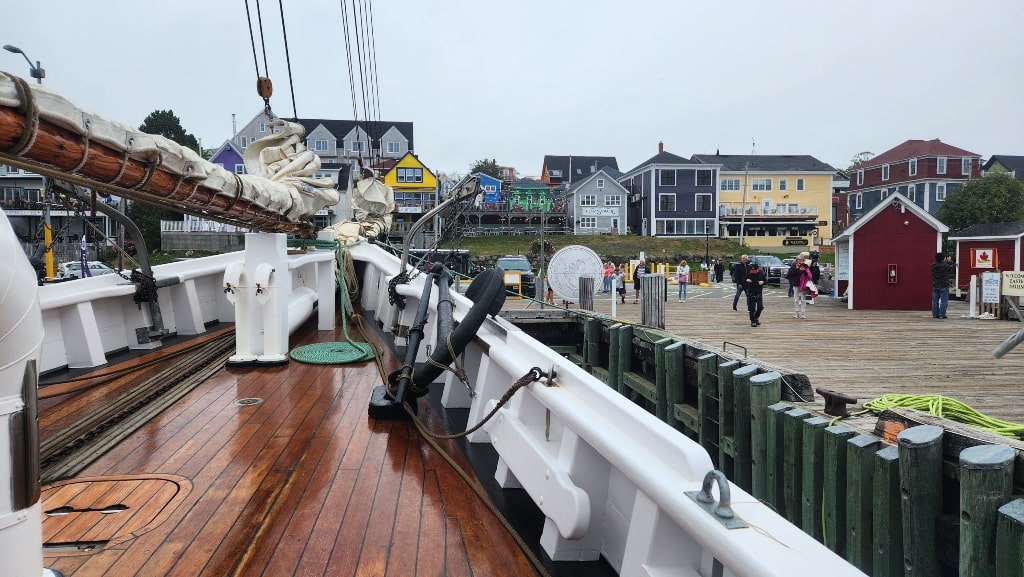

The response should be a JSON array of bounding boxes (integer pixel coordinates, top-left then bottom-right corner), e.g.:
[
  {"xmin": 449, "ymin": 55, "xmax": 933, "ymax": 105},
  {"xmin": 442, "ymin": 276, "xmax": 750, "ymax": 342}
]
[
  {"xmin": 3, "ymin": 44, "xmax": 44, "ymax": 84},
  {"xmin": 705, "ymin": 222, "xmax": 710, "ymax": 271}
]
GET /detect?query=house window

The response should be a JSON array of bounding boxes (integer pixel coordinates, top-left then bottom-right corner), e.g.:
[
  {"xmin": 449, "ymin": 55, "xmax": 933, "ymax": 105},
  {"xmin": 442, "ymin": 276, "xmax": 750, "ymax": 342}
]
[
  {"xmin": 906, "ymin": 184, "xmax": 916, "ymax": 202},
  {"xmin": 937, "ymin": 183, "xmax": 946, "ymax": 201},
  {"xmin": 962, "ymin": 157, "xmax": 971, "ymax": 175},
  {"xmin": 580, "ymin": 194, "xmax": 597, "ymax": 207},
  {"xmin": 856, "ymin": 169, "xmax": 863, "ymax": 185},
  {"xmin": 796, "ymin": 178, "xmax": 805, "ymax": 191},
  {"xmin": 909, "ymin": 157, "xmax": 918, "ymax": 176},
  {"xmin": 659, "ymin": 193, "xmax": 676, "ymax": 211},
  {"xmin": 854, "ymin": 193, "xmax": 862, "ymax": 209},
  {"xmin": 659, "ymin": 170, "xmax": 676, "ymax": 186},
  {"xmin": 259, "ymin": 122, "xmax": 266, "ymax": 133},
  {"xmin": 397, "ymin": 168, "xmax": 423, "ymax": 183},
  {"xmin": 596, "ymin": 178, "xmax": 605, "ymax": 189},
  {"xmin": 695, "ymin": 193, "xmax": 711, "ymax": 211},
  {"xmin": 604, "ymin": 195, "xmax": 621, "ymax": 206},
  {"xmin": 779, "ymin": 179, "xmax": 788, "ymax": 191},
  {"xmin": 239, "ymin": 136, "xmax": 248, "ymax": 149},
  {"xmin": 695, "ymin": 169, "xmax": 713, "ymax": 186},
  {"xmin": 314, "ymin": 140, "xmax": 329, "ymax": 152},
  {"xmin": 937, "ymin": 157, "xmax": 947, "ymax": 174},
  {"xmin": 752, "ymin": 178, "xmax": 772, "ymax": 191},
  {"xmin": 483, "ymin": 185, "xmax": 497, "ymax": 193},
  {"xmin": 579, "ymin": 217, "xmax": 596, "ymax": 229},
  {"xmin": 721, "ymin": 178, "xmax": 740, "ymax": 191},
  {"xmin": 350, "ymin": 140, "xmax": 366, "ymax": 153},
  {"xmin": 882, "ymin": 164, "xmax": 890, "ymax": 181},
  {"xmin": 235, "ymin": 164, "xmax": 245, "ymax": 174}
]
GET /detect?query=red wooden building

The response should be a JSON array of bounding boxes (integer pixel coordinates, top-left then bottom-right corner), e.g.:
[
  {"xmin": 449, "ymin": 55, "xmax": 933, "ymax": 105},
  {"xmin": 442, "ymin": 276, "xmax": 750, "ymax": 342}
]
[
  {"xmin": 948, "ymin": 220, "xmax": 1024, "ymax": 294},
  {"xmin": 832, "ymin": 192, "xmax": 948, "ymax": 310}
]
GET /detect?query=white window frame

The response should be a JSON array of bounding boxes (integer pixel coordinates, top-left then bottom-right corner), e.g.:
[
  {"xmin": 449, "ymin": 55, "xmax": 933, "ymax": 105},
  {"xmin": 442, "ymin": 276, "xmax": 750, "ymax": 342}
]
[
  {"xmin": 936, "ymin": 183, "xmax": 947, "ymax": 201},
  {"xmin": 752, "ymin": 178, "xmax": 772, "ymax": 191},
  {"xmin": 796, "ymin": 178, "xmax": 805, "ymax": 191},
  {"xmin": 235, "ymin": 164, "xmax": 245, "ymax": 174},
  {"xmin": 882, "ymin": 164, "xmax": 890, "ymax": 181},
  {"xmin": 906, "ymin": 184, "xmax": 916, "ymax": 202},
  {"xmin": 658, "ymin": 193, "xmax": 676, "ymax": 211},
  {"xmin": 695, "ymin": 193, "xmax": 712, "ymax": 212},
  {"xmin": 909, "ymin": 157, "xmax": 918, "ymax": 176},
  {"xmin": 695, "ymin": 169, "xmax": 713, "ymax": 187},
  {"xmin": 659, "ymin": 169, "xmax": 676, "ymax": 187},
  {"xmin": 596, "ymin": 178, "xmax": 605, "ymax": 189},
  {"xmin": 854, "ymin": 193, "xmax": 862, "ymax": 209},
  {"xmin": 314, "ymin": 140, "xmax": 329, "ymax": 152},
  {"xmin": 604, "ymin": 195, "xmax": 622, "ymax": 206},
  {"xmin": 386, "ymin": 141, "xmax": 401, "ymax": 154},
  {"xmin": 779, "ymin": 178, "xmax": 788, "ymax": 191},
  {"xmin": 579, "ymin": 216, "xmax": 596, "ymax": 229},
  {"xmin": 350, "ymin": 140, "xmax": 366, "ymax": 153},
  {"xmin": 721, "ymin": 178, "xmax": 740, "ymax": 191},
  {"xmin": 579, "ymin": 194, "xmax": 597, "ymax": 207},
  {"xmin": 937, "ymin": 156, "xmax": 947, "ymax": 174},
  {"xmin": 856, "ymin": 169, "xmax": 864, "ymax": 185},
  {"xmin": 259, "ymin": 122, "xmax": 266, "ymax": 133},
  {"xmin": 962, "ymin": 157, "xmax": 971, "ymax": 175}
]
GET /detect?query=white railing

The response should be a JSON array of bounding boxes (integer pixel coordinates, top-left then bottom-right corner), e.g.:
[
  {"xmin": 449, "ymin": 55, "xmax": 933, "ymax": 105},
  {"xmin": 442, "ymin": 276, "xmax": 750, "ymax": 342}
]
[
  {"xmin": 345, "ymin": 241, "xmax": 866, "ymax": 577},
  {"xmin": 719, "ymin": 203, "xmax": 819, "ymax": 217},
  {"xmin": 160, "ymin": 220, "xmax": 250, "ymax": 233}
]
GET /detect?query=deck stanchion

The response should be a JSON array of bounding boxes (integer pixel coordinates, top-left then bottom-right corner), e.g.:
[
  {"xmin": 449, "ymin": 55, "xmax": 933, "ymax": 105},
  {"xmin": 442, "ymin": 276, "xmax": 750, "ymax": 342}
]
[
  {"xmin": 749, "ymin": 372, "xmax": 781, "ymax": 501},
  {"xmin": 823, "ymin": 425, "xmax": 857, "ymax": 556},
  {"xmin": 897, "ymin": 425, "xmax": 944, "ymax": 577},
  {"xmin": 959, "ymin": 444, "xmax": 1015, "ymax": 577},
  {"xmin": 846, "ymin": 434, "xmax": 881, "ymax": 572},
  {"xmin": 579, "ymin": 276, "xmax": 594, "ymax": 311},
  {"xmin": 639, "ymin": 274, "xmax": 665, "ymax": 329},
  {"xmin": 872, "ymin": 445, "xmax": 904, "ymax": 577},
  {"xmin": 783, "ymin": 408, "xmax": 812, "ymax": 525},
  {"xmin": 801, "ymin": 416, "xmax": 831, "ymax": 540}
]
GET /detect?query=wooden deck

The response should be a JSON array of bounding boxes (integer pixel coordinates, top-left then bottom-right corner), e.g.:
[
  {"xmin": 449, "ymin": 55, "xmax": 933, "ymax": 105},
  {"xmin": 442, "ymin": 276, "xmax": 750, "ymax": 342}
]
[
  {"xmin": 505, "ymin": 284, "xmax": 1024, "ymax": 427},
  {"xmin": 37, "ymin": 316, "xmax": 547, "ymax": 577}
]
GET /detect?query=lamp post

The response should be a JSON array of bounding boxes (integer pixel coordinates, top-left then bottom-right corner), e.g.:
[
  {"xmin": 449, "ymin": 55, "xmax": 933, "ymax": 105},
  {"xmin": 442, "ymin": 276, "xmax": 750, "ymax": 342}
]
[
  {"xmin": 704, "ymin": 222, "xmax": 710, "ymax": 271},
  {"xmin": 3, "ymin": 44, "xmax": 45, "ymax": 84}
]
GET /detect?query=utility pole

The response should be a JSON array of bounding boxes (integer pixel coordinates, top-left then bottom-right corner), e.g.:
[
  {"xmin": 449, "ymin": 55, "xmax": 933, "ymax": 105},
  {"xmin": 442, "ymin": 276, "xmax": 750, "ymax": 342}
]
[{"xmin": 739, "ymin": 161, "xmax": 749, "ymax": 247}]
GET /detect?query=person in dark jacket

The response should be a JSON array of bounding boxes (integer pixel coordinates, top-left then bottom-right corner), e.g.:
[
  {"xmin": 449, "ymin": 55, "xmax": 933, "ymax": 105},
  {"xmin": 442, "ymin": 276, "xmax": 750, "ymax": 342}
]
[
  {"xmin": 931, "ymin": 252, "xmax": 955, "ymax": 318},
  {"xmin": 744, "ymin": 261, "xmax": 767, "ymax": 326},
  {"xmin": 731, "ymin": 255, "xmax": 749, "ymax": 311}
]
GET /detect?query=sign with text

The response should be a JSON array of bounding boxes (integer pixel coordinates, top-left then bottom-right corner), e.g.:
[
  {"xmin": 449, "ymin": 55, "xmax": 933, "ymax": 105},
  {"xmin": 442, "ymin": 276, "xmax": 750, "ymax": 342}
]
[
  {"xmin": 1003, "ymin": 271, "xmax": 1024, "ymax": 296},
  {"xmin": 581, "ymin": 207, "xmax": 618, "ymax": 216},
  {"xmin": 982, "ymin": 271, "xmax": 1001, "ymax": 303}
]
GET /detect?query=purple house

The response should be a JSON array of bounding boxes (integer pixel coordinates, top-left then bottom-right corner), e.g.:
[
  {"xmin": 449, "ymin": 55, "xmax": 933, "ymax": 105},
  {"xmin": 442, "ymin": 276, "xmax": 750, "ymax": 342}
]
[
  {"xmin": 209, "ymin": 140, "xmax": 246, "ymax": 175},
  {"xmin": 618, "ymin": 143, "xmax": 720, "ymax": 237}
]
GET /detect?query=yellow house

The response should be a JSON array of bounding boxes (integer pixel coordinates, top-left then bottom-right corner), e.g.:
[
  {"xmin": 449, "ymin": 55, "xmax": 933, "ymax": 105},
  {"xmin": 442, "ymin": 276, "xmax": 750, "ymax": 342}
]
[
  {"xmin": 692, "ymin": 154, "xmax": 836, "ymax": 251},
  {"xmin": 381, "ymin": 152, "xmax": 439, "ymax": 243}
]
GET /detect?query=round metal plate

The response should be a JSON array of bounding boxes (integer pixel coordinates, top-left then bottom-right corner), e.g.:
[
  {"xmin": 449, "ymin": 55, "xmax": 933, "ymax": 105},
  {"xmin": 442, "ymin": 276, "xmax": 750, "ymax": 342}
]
[{"xmin": 546, "ymin": 245, "xmax": 604, "ymax": 302}]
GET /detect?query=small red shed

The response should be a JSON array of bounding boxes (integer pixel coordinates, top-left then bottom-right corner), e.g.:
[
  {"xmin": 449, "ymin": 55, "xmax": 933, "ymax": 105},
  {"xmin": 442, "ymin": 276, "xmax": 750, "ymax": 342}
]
[
  {"xmin": 948, "ymin": 220, "xmax": 1024, "ymax": 294},
  {"xmin": 832, "ymin": 192, "xmax": 948, "ymax": 310}
]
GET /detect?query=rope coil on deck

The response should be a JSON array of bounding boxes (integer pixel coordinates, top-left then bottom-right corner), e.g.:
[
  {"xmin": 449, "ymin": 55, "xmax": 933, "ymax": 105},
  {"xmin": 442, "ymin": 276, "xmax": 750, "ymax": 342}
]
[{"xmin": 863, "ymin": 393, "xmax": 1024, "ymax": 438}]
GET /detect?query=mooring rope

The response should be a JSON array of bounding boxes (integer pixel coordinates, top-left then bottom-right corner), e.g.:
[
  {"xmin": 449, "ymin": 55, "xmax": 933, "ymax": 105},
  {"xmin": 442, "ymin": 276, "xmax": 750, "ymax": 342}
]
[{"xmin": 861, "ymin": 393, "xmax": 1024, "ymax": 438}]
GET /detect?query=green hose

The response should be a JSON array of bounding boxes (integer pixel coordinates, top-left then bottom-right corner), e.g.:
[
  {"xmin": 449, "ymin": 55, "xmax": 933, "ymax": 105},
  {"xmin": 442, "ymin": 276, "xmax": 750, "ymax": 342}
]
[{"xmin": 862, "ymin": 393, "xmax": 1024, "ymax": 438}]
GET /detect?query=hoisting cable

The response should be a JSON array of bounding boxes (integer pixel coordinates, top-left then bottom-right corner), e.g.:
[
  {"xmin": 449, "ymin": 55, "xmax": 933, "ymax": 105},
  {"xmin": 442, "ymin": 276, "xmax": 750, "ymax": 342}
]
[
  {"xmin": 276, "ymin": 0, "xmax": 299, "ymax": 120},
  {"xmin": 244, "ymin": 0, "xmax": 276, "ymax": 118}
]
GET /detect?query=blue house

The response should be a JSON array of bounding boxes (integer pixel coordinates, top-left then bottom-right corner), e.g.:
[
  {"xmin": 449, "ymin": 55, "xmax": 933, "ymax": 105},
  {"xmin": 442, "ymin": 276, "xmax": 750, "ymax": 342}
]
[
  {"xmin": 618, "ymin": 144, "xmax": 720, "ymax": 237},
  {"xmin": 473, "ymin": 172, "xmax": 503, "ymax": 206}
]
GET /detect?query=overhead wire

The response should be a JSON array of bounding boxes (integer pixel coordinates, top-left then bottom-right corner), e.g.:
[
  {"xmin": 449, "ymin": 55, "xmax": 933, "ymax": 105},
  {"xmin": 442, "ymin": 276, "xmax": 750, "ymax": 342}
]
[{"xmin": 277, "ymin": 0, "xmax": 299, "ymax": 120}]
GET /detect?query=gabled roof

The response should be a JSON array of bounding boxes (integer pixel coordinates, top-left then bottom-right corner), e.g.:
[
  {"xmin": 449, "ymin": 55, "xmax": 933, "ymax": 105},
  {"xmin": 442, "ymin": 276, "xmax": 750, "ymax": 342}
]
[
  {"xmin": 983, "ymin": 155, "xmax": 1024, "ymax": 174},
  {"xmin": 542, "ymin": 155, "xmax": 619, "ymax": 184},
  {"xmin": 949, "ymin": 220, "xmax": 1024, "ymax": 240},
  {"xmin": 833, "ymin": 192, "xmax": 948, "ymax": 243},
  {"xmin": 691, "ymin": 154, "xmax": 835, "ymax": 172},
  {"xmin": 568, "ymin": 168, "xmax": 630, "ymax": 194},
  {"xmin": 861, "ymin": 139, "xmax": 980, "ymax": 170},
  {"xmin": 208, "ymin": 140, "xmax": 243, "ymax": 163},
  {"xmin": 624, "ymin": 151, "xmax": 695, "ymax": 174},
  {"xmin": 295, "ymin": 118, "xmax": 415, "ymax": 151},
  {"xmin": 509, "ymin": 177, "xmax": 548, "ymax": 189}
]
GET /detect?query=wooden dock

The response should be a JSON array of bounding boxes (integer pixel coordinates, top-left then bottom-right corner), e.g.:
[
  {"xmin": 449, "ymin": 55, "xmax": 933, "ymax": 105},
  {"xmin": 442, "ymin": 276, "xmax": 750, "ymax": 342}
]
[{"xmin": 502, "ymin": 284, "xmax": 1024, "ymax": 427}]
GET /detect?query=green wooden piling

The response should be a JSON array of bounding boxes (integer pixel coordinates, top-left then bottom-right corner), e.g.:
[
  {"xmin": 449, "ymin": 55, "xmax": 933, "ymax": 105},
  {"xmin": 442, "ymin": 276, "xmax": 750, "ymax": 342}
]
[
  {"xmin": 846, "ymin": 434, "xmax": 880, "ymax": 573},
  {"xmin": 767, "ymin": 402, "xmax": 792, "ymax": 516},
  {"xmin": 584, "ymin": 317, "xmax": 601, "ymax": 368},
  {"xmin": 801, "ymin": 416, "xmax": 830, "ymax": 541},
  {"xmin": 696, "ymin": 352, "xmax": 720, "ymax": 457},
  {"xmin": 872, "ymin": 445, "xmax": 903, "ymax": 577},
  {"xmin": 960, "ymin": 444, "xmax": 1016, "ymax": 577},
  {"xmin": 897, "ymin": 425, "xmax": 944, "ymax": 577},
  {"xmin": 783, "ymin": 408, "xmax": 812, "ymax": 526},
  {"xmin": 996, "ymin": 499, "xmax": 1024, "ymax": 577},
  {"xmin": 823, "ymin": 425, "xmax": 857, "ymax": 556},
  {"xmin": 749, "ymin": 372, "xmax": 782, "ymax": 501},
  {"xmin": 664, "ymin": 341, "xmax": 685, "ymax": 432},
  {"xmin": 653, "ymin": 338, "xmax": 672, "ymax": 421},
  {"xmin": 616, "ymin": 324, "xmax": 632, "ymax": 396},
  {"xmin": 717, "ymin": 360, "xmax": 741, "ymax": 479},
  {"xmin": 731, "ymin": 364, "xmax": 759, "ymax": 492},
  {"xmin": 607, "ymin": 323, "xmax": 622, "ymax": 391}
]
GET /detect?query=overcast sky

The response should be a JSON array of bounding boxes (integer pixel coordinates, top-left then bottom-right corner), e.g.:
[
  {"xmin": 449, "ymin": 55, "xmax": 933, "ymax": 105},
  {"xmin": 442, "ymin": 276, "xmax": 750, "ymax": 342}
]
[{"xmin": 5, "ymin": 1, "xmax": 1023, "ymax": 178}]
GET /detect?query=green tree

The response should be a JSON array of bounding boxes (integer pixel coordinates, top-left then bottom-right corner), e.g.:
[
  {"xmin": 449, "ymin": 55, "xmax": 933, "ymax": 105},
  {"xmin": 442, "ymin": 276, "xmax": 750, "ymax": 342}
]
[
  {"xmin": 936, "ymin": 173, "xmax": 1024, "ymax": 233},
  {"xmin": 844, "ymin": 151, "xmax": 873, "ymax": 177},
  {"xmin": 469, "ymin": 158, "xmax": 502, "ymax": 179},
  {"xmin": 129, "ymin": 110, "xmax": 201, "ymax": 251}
]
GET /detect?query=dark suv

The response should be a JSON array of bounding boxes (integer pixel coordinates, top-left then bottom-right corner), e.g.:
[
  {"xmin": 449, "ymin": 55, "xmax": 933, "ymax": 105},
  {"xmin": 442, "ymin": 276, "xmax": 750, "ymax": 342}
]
[
  {"xmin": 495, "ymin": 255, "xmax": 536, "ymax": 297},
  {"xmin": 730, "ymin": 255, "xmax": 788, "ymax": 286}
]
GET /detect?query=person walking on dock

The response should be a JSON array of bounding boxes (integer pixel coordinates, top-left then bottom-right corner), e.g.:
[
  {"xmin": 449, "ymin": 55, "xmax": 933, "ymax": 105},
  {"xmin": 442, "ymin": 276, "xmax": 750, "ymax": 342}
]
[
  {"xmin": 731, "ymin": 255, "xmax": 750, "ymax": 311},
  {"xmin": 745, "ymin": 260, "xmax": 767, "ymax": 326},
  {"xmin": 786, "ymin": 254, "xmax": 813, "ymax": 319},
  {"xmin": 614, "ymin": 265, "xmax": 627, "ymax": 304},
  {"xmin": 676, "ymin": 259, "xmax": 690, "ymax": 302},
  {"xmin": 931, "ymin": 252, "xmax": 955, "ymax": 318},
  {"xmin": 633, "ymin": 259, "xmax": 647, "ymax": 303}
]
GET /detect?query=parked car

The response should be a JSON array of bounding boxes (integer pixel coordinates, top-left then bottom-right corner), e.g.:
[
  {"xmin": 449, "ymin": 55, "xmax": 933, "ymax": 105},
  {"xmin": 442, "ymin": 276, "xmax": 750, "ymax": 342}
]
[
  {"xmin": 58, "ymin": 261, "xmax": 118, "ymax": 279},
  {"xmin": 495, "ymin": 255, "xmax": 536, "ymax": 297},
  {"xmin": 731, "ymin": 255, "xmax": 788, "ymax": 286}
]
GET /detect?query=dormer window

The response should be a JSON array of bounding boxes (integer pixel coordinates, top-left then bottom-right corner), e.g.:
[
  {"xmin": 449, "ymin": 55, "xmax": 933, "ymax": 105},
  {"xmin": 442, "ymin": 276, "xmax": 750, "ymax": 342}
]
[
  {"xmin": 962, "ymin": 157, "xmax": 972, "ymax": 175},
  {"xmin": 881, "ymin": 164, "xmax": 890, "ymax": 181},
  {"xmin": 937, "ymin": 157, "xmax": 947, "ymax": 174},
  {"xmin": 909, "ymin": 157, "xmax": 918, "ymax": 176}
]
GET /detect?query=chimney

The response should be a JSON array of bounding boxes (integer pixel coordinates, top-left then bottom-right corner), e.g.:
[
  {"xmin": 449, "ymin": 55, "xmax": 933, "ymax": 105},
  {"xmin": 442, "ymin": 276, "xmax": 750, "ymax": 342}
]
[{"xmin": 658, "ymin": 141, "xmax": 664, "ymax": 153}]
